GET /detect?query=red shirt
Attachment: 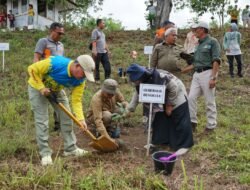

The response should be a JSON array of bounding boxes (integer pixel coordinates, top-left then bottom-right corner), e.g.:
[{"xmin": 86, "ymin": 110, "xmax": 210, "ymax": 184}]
[{"xmin": 0, "ymin": 14, "xmax": 5, "ymax": 22}]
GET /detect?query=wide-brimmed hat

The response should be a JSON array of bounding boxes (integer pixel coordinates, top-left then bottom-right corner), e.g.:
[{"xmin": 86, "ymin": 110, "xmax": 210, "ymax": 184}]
[
  {"xmin": 77, "ymin": 55, "xmax": 95, "ymax": 82},
  {"xmin": 101, "ymin": 79, "xmax": 118, "ymax": 94}
]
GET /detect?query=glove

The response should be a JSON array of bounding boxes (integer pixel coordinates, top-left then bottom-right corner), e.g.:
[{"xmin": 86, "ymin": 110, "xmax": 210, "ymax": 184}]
[
  {"xmin": 122, "ymin": 108, "xmax": 131, "ymax": 118},
  {"xmin": 116, "ymin": 102, "xmax": 126, "ymax": 114},
  {"xmin": 111, "ymin": 113, "xmax": 123, "ymax": 121}
]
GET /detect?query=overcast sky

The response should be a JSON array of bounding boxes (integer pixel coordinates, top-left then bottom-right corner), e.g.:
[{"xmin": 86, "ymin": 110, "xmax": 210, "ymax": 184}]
[{"xmin": 89, "ymin": 0, "xmax": 249, "ymax": 30}]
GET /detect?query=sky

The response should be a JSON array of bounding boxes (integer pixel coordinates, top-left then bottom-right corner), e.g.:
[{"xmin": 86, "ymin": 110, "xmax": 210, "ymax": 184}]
[{"xmin": 88, "ymin": 0, "xmax": 249, "ymax": 30}]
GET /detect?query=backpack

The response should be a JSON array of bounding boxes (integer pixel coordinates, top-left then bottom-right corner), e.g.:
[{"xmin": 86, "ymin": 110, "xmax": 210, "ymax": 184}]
[
  {"xmin": 88, "ymin": 36, "xmax": 100, "ymax": 51},
  {"xmin": 88, "ymin": 42, "xmax": 93, "ymax": 50}
]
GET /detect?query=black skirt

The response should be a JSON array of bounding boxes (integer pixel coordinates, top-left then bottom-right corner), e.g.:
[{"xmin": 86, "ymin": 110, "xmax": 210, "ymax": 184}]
[{"xmin": 151, "ymin": 101, "xmax": 194, "ymax": 151}]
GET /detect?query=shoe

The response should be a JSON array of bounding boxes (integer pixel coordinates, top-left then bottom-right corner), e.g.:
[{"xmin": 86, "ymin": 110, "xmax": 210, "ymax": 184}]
[
  {"xmin": 63, "ymin": 148, "xmax": 89, "ymax": 157},
  {"xmin": 203, "ymin": 128, "xmax": 215, "ymax": 134},
  {"xmin": 41, "ymin": 155, "xmax": 53, "ymax": 166},
  {"xmin": 191, "ymin": 122, "xmax": 197, "ymax": 132},
  {"xmin": 238, "ymin": 74, "xmax": 243, "ymax": 78}
]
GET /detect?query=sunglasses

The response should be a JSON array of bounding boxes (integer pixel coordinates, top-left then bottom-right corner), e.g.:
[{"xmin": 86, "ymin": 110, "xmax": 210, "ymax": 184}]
[{"xmin": 55, "ymin": 31, "xmax": 65, "ymax": 36}]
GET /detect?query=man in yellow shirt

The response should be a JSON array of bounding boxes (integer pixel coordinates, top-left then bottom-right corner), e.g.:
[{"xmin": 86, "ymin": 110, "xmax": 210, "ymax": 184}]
[{"xmin": 28, "ymin": 55, "xmax": 95, "ymax": 166}]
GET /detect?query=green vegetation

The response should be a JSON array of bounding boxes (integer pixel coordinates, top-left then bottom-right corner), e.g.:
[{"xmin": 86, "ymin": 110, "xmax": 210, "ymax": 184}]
[{"xmin": 0, "ymin": 28, "xmax": 249, "ymax": 189}]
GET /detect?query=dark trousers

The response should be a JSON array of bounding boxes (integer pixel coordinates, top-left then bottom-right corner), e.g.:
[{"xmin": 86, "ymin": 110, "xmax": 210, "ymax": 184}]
[
  {"xmin": 231, "ymin": 19, "xmax": 238, "ymax": 25},
  {"xmin": 227, "ymin": 54, "xmax": 242, "ymax": 76},
  {"xmin": 10, "ymin": 21, "xmax": 14, "ymax": 28},
  {"xmin": 95, "ymin": 53, "xmax": 111, "ymax": 80}
]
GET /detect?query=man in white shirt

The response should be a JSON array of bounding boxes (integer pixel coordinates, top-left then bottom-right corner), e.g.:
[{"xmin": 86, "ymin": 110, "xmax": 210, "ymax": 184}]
[{"xmin": 184, "ymin": 25, "xmax": 198, "ymax": 54}]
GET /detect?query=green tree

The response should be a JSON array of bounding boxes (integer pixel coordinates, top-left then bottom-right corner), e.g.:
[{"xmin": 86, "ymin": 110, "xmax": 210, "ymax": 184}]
[
  {"xmin": 173, "ymin": 0, "xmax": 232, "ymax": 28},
  {"xmin": 53, "ymin": 0, "xmax": 104, "ymax": 24}
]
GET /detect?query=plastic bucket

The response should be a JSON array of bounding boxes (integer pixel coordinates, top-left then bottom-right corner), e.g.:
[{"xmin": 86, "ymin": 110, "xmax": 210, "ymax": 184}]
[{"xmin": 152, "ymin": 151, "xmax": 177, "ymax": 175}]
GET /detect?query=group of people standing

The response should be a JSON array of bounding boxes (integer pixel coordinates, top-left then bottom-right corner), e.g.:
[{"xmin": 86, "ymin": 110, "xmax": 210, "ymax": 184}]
[
  {"xmin": 0, "ymin": 4, "xmax": 34, "ymax": 29},
  {"xmin": 27, "ymin": 12, "xmax": 246, "ymax": 166},
  {"xmin": 228, "ymin": 4, "xmax": 250, "ymax": 28},
  {"xmin": 0, "ymin": 10, "xmax": 15, "ymax": 28}
]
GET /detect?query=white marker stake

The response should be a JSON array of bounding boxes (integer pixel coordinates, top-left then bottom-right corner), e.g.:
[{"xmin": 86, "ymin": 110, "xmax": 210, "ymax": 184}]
[
  {"xmin": 2, "ymin": 51, "xmax": 5, "ymax": 72},
  {"xmin": 146, "ymin": 103, "xmax": 153, "ymax": 156},
  {"xmin": 0, "ymin": 43, "xmax": 9, "ymax": 72},
  {"xmin": 148, "ymin": 54, "xmax": 151, "ymax": 68},
  {"xmin": 144, "ymin": 46, "xmax": 153, "ymax": 68}
]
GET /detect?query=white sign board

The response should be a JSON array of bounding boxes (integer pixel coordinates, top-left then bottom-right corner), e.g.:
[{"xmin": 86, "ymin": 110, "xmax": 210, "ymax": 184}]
[
  {"xmin": 144, "ymin": 46, "xmax": 153, "ymax": 55},
  {"xmin": 0, "ymin": 43, "xmax": 9, "ymax": 51},
  {"xmin": 139, "ymin": 84, "xmax": 166, "ymax": 104}
]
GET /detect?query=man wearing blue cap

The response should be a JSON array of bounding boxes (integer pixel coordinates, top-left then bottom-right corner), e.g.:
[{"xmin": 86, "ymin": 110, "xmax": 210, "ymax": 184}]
[{"xmin": 126, "ymin": 64, "xmax": 193, "ymax": 151}]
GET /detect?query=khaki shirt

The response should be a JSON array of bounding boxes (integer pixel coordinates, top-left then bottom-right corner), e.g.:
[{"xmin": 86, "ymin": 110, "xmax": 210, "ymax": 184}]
[
  {"xmin": 87, "ymin": 89, "xmax": 127, "ymax": 134},
  {"xmin": 151, "ymin": 43, "xmax": 184, "ymax": 76},
  {"xmin": 193, "ymin": 35, "xmax": 221, "ymax": 69}
]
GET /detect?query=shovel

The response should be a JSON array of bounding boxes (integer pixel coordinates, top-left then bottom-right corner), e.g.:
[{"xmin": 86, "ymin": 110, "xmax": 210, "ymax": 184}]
[
  {"xmin": 159, "ymin": 148, "xmax": 189, "ymax": 162},
  {"xmin": 48, "ymin": 93, "xmax": 119, "ymax": 152}
]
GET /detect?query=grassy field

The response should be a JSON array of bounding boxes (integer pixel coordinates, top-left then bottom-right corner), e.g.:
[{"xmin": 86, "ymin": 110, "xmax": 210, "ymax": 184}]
[{"xmin": 0, "ymin": 28, "xmax": 249, "ymax": 189}]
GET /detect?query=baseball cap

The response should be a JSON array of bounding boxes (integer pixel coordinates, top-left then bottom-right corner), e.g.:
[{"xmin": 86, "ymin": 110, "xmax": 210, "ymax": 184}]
[
  {"xmin": 192, "ymin": 21, "xmax": 210, "ymax": 30},
  {"xmin": 76, "ymin": 55, "xmax": 95, "ymax": 82},
  {"xmin": 101, "ymin": 79, "xmax": 118, "ymax": 94}
]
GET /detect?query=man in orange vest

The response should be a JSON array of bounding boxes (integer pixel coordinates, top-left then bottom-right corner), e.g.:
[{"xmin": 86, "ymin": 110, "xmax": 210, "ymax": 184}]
[{"xmin": 154, "ymin": 20, "xmax": 175, "ymax": 46}]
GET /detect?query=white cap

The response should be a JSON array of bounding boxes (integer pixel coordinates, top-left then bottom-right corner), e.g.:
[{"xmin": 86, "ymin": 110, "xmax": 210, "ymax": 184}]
[
  {"xmin": 164, "ymin": 27, "xmax": 178, "ymax": 36},
  {"xmin": 77, "ymin": 55, "xmax": 95, "ymax": 82},
  {"xmin": 193, "ymin": 21, "xmax": 210, "ymax": 30}
]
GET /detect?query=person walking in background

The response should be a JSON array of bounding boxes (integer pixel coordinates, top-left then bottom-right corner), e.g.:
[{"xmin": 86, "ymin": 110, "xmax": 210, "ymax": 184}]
[
  {"xmin": 242, "ymin": 5, "xmax": 250, "ymax": 28},
  {"xmin": 126, "ymin": 64, "xmax": 193, "ymax": 151},
  {"xmin": 27, "ymin": 55, "xmax": 95, "ymax": 166},
  {"xmin": 184, "ymin": 25, "xmax": 199, "ymax": 54},
  {"xmin": 91, "ymin": 19, "xmax": 111, "ymax": 83},
  {"xmin": 34, "ymin": 22, "xmax": 65, "ymax": 131},
  {"xmin": 223, "ymin": 23, "xmax": 243, "ymax": 78},
  {"xmin": 28, "ymin": 4, "xmax": 35, "ymax": 26},
  {"xmin": 181, "ymin": 21, "xmax": 221, "ymax": 133},
  {"xmin": 7, "ymin": 10, "xmax": 15, "ymax": 28},
  {"xmin": 228, "ymin": 5, "xmax": 240, "ymax": 25}
]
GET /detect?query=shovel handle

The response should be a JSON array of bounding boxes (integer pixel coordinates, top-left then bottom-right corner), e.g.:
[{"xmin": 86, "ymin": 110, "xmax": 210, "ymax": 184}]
[
  {"xmin": 48, "ymin": 93, "xmax": 97, "ymax": 141},
  {"xmin": 56, "ymin": 103, "xmax": 97, "ymax": 140}
]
